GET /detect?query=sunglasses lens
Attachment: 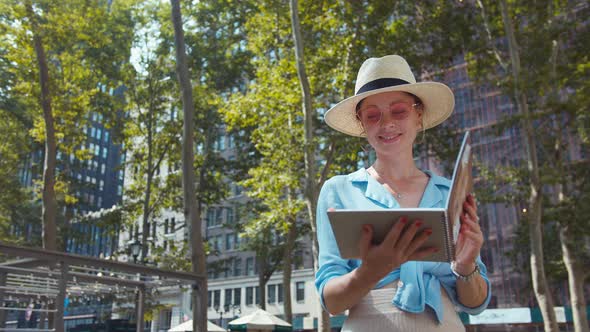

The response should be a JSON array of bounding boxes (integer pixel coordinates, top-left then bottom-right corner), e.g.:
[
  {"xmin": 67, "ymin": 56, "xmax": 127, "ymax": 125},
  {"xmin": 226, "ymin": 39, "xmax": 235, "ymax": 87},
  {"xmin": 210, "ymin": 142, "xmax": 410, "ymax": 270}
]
[
  {"xmin": 390, "ymin": 103, "xmax": 411, "ymax": 120},
  {"xmin": 362, "ymin": 108, "xmax": 381, "ymax": 124}
]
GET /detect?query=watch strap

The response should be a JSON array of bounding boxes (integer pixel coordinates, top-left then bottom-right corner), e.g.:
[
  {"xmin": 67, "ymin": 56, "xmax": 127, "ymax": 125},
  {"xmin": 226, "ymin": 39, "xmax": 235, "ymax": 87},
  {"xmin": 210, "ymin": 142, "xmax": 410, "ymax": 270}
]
[{"xmin": 451, "ymin": 261, "xmax": 480, "ymax": 281}]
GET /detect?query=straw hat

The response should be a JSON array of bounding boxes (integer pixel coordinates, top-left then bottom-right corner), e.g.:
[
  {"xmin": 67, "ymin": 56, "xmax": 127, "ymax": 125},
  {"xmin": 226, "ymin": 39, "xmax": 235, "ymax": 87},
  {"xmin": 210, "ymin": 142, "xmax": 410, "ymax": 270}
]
[{"xmin": 324, "ymin": 55, "xmax": 455, "ymax": 137}]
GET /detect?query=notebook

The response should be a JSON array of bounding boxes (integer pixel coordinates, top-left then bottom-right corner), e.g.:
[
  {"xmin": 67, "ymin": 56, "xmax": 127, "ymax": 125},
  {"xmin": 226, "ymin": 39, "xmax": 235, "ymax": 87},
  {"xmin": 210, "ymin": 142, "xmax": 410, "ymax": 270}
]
[{"xmin": 327, "ymin": 131, "xmax": 473, "ymax": 262}]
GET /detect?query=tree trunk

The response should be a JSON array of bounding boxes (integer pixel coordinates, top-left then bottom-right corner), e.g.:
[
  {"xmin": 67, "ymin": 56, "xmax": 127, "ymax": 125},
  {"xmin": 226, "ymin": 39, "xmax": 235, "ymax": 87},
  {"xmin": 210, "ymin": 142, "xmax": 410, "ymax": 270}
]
[
  {"xmin": 498, "ymin": 0, "xmax": 558, "ymax": 330},
  {"xmin": 550, "ymin": 39, "xmax": 589, "ymax": 332},
  {"xmin": 170, "ymin": 1, "xmax": 207, "ymax": 332},
  {"xmin": 282, "ymin": 215, "xmax": 297, "ymax": 323},
  {"xmin": 141, "ymin": 105, "xmax": 154, "ymax": 261},
  {"xmin": 27, "ymin": 1, "xmax": 57, "ymax": 252},
  {"xmin": 289, "ymin": 0, "xmax": 330, "ymax": 330},
  {"xmin": 560, "ymin": 225, "xmax": 590, "ymax": 332},
  {"xmin": 258, "ymin": 257, "xmax": 267, "ymax": 310}
]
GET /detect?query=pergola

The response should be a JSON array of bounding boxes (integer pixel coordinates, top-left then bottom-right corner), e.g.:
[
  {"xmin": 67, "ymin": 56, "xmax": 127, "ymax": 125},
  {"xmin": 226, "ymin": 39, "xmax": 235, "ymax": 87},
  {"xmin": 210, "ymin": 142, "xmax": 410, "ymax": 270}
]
[{"xmin": 0, "ymin": 243, "xmax": 204, "ymax": 332}]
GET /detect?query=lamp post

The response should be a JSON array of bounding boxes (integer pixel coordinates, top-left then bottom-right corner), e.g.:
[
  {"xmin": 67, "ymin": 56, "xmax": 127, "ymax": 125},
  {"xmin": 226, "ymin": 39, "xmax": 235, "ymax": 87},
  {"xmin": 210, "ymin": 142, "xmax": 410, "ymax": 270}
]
[
  {"xmin": 129, "ymin": 240, "xmax": 141, "ymax": 264},
  {"xmin": 128, "ymin": 239, "xmax": 143, "ymax": 331},
  {"xmin": 214, "ymin": 305, "xmax": 228, "ymax": 327}
]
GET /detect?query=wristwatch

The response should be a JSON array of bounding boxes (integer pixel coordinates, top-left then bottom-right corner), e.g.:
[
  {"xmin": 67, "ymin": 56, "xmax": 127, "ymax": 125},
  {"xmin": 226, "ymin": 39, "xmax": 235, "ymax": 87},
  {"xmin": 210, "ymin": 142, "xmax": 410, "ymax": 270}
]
[{"xmin": 451, "ymin": 261, "xmax": 480, "ymax": 282}]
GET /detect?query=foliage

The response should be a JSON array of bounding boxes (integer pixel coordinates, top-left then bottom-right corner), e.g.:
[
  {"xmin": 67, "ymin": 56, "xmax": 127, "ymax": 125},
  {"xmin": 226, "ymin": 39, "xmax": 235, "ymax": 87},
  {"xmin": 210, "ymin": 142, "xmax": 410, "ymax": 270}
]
[{"xmin": 0, "ymin": 0, "xmax": 137, "ymax": 246}]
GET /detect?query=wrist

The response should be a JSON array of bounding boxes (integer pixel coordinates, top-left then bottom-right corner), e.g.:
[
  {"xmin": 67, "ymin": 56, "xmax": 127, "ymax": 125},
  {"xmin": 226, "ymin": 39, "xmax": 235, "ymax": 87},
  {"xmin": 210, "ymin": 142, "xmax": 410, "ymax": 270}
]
[
  {"xmin": 355, "ymin": 263, "xmax": 382, "ymax": 286},
  {"xmin": 451, "ymin": 261, "xmax": 480, "ymax": 282},
  {"xmin": 452, "ymin": 261, "xmax": 476, "ymax": 275}
]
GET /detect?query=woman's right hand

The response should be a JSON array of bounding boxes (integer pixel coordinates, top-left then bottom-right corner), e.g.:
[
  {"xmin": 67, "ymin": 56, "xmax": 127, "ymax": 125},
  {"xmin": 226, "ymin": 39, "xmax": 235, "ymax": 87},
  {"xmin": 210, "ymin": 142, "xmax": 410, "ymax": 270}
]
[{"xmin": 357, "ymin": 217, "xmax": 437, "ymax": 283}]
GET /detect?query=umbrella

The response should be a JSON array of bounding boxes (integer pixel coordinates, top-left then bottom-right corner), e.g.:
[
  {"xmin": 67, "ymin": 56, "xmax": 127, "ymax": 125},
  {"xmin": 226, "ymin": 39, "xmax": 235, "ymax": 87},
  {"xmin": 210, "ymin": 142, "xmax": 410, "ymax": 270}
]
[
  {"xmin": 227, "ymin": 309, "xmax": 292, "ymax": 331},
  {"xmin": 168, "ymin": 319, "xmax": 226, "ymax": 332}
]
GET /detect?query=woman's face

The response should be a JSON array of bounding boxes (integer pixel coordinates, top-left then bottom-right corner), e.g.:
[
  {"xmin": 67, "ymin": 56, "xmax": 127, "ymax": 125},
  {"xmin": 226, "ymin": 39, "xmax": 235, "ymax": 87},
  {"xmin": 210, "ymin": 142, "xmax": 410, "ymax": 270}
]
[{"xmin": 357, "ymin": 91, "xmax": 423, "ymax": 156}]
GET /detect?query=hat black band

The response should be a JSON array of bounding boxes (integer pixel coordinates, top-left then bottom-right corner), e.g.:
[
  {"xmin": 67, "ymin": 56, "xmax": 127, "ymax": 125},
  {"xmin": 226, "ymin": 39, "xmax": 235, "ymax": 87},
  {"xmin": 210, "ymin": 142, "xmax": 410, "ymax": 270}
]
[{"xmin": 356, "ymin": 78, "xmax": 410, "ymax": 95}]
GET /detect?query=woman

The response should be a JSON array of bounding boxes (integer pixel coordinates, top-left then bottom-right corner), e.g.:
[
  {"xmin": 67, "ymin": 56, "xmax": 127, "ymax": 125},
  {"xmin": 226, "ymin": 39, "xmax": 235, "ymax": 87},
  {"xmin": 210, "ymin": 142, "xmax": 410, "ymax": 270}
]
[{"xmin": 315, "ymin": 55, "xmax": 491, "ymax": 331}]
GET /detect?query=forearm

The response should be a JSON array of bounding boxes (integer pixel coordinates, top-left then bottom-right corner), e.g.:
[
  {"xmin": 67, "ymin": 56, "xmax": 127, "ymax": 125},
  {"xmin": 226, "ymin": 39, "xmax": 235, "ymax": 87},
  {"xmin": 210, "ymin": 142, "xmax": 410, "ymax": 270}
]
[
  {"xmin": 455, "ymin": 263, "xmax": 488, "ymax": 308},
  {"xmin": 322, "ymin": 265, "xmax": 380, "ymax": 315}
]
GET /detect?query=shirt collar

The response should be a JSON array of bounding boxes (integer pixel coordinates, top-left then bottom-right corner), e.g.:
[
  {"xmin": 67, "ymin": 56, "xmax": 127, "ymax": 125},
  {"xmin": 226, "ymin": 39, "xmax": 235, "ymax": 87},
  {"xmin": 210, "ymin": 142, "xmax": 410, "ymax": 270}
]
[{"xmin": 347, "ymin": 168, "xmax": 449, "ymax": 208}]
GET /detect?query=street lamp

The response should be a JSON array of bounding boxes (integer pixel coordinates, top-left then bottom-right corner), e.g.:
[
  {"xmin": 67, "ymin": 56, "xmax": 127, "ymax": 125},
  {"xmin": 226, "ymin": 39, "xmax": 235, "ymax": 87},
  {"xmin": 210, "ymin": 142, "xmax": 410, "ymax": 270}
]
[
  {"xmin": 214, "ymin": 304, "xmax": 228, "ymax": 327},
  {"xmin": 129, "ymin": 240, "xmax": 141, "ymax": 264}
]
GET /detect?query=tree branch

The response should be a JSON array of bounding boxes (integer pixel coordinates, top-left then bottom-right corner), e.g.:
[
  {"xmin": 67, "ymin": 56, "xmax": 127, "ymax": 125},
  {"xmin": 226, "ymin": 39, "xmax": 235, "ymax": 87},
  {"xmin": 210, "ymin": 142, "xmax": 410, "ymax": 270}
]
[
  {"xmin": 317, "ymin": 139, "xmax": 336, "ymax": 189},
  {"xmin": 475, "ymin": 0, "xmax": 508, "ymax": 72}
]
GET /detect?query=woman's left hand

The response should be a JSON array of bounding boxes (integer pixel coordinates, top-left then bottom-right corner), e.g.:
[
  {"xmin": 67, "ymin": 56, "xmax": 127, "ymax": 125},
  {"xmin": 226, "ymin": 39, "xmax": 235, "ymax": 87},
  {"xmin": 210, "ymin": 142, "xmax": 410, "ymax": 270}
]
[{"xmin": 454, "ymin": 193, "xmax": 484, "ymax": 273}]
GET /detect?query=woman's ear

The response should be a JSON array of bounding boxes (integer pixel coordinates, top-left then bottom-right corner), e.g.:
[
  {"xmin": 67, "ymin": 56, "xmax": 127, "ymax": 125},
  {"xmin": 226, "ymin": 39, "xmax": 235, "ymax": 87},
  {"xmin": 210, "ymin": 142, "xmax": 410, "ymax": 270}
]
[{"xmin": 416, "ymin": 110, "xmax": 424, "ymax": 128}]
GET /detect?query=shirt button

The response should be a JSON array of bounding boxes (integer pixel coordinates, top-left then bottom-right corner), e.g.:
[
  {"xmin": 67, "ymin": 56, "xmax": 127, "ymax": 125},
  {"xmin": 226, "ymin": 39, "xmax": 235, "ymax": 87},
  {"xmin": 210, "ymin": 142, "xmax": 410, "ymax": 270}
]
[{"xmin": 397, "ymin": 280, "xmax": 404, "ymax": 288}]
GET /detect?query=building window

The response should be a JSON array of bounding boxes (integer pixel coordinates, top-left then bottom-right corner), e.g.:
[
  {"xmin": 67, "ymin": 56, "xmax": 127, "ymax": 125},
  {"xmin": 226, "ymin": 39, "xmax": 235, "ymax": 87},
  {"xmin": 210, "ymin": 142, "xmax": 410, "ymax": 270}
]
[
  {"xmin": 215, "ymin": 235, "xmax": 222, "ymax": 251},
  {"xmin": 162, "ymin": 310, "xmax": 172, "ymax": 329},
  {"xmin": 296, "ymin": 282, "xmax": 305, "ymax": 302},
  {"xmin": 225, "ymin": 289, "xmax": 232, "ymax": 309},
  {"xmin": 228, "ymin": 135, "xmax": 234, "ymax": 149},
  {"xmin": 217, "ymin": 135, "xmax": 225, "ymax": 151},
  {"xmin": 226, "ymin": 207, "xmax": 234, "ymax": 224},
  {"xmin": 267, "ymin": 284, "xmax": 276, "ymax": 304},
  {"xmin": 234, "ymin": 233, "xmax": 240, "ymax": 250},
  {"xmin": 233, "ymin": 288, "xmax": 241, "ymax": 306},
  {"xmin": 255, "ymin": 286, "xmax": 260, "ymax": 305},
  {"xmin": 208, "ymin": 290, "xmax": 212, "ymax": 307},
  {"xmin": 233, "ymin": 258, "xmax": 242, "ymax": 276},
  {"xmin": 102, "ymin": 147, "xmax": 108, "ymax": 159},
  {"xmin": 246, "ymin": 287, "xmax": 253, "ymax": 305},
  {"xmin": 246, "ymin": 257, "xmax": 254, "ymax": 276},
  {"xmin": 207, "ymin": 208, "xmax": 216, "ymax": 228},
  {"xmin": 216, "ymin": 207, "xmax": 223, "ymax": 225},
  {"xmin": 226, "ymin": 233, "xmax": 234, "ymax": 250},
  {"xmin": 213, "ymin": 290, "xmax": 220, "ymax": 308}
]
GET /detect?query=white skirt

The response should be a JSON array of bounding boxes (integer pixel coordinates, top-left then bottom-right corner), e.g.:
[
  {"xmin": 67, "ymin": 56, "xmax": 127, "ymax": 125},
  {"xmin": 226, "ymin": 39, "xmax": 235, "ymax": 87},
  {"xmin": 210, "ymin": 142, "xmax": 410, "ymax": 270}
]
[{"xmin": 340, "ymin": 282, "xmax": 466, "ymax": 332}]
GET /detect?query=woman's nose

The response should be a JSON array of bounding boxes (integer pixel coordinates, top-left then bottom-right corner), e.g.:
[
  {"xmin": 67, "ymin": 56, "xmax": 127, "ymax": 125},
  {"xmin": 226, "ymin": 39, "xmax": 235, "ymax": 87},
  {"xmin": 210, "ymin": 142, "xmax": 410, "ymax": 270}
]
[{"xmin": 380, "ymin": 111, "xmax": 398, "ymax": 127}]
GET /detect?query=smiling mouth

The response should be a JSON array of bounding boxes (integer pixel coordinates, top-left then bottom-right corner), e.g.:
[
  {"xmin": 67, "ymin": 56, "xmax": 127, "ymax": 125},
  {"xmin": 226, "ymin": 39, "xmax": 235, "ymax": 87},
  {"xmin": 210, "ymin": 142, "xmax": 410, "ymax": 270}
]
[{"xmin": 379, "ymin": 133, "xmax": 402, "ymax": 141}]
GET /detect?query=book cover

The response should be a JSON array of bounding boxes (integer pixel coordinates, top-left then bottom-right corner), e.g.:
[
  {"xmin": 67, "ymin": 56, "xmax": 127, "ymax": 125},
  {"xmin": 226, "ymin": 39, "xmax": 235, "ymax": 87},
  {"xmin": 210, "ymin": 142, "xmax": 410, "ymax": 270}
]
[{"xmin": 327, "ymin": 131, "xmax": 472, "ymax": 262}]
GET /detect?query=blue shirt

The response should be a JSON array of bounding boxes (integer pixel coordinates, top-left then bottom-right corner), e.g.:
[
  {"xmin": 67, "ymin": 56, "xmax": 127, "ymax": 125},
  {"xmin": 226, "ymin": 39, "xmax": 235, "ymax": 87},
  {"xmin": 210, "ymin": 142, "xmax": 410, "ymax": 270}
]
[{"xmin": 315, "ymin": 168, "xmax": 491, "ymax": 323}]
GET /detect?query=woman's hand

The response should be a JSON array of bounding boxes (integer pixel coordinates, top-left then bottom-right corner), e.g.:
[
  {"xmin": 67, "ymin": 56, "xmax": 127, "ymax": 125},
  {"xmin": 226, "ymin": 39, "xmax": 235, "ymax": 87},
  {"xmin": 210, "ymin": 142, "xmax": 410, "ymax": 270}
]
[
  {"xmin": 357, "ymin": 217, "xmax": 437, "ymax": 283},
  {"xmin": 454, "ymin": 193, "xmax": 484, "ymax": 274}
]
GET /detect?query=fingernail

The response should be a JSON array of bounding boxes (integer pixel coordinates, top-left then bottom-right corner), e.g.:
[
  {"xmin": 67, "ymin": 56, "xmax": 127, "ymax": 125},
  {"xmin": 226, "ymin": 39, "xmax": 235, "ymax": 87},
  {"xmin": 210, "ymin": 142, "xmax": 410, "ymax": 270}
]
[
  {"xmin": 415, "ymin": 221, "xmax": 423, "ymax": 228},
  {"xmin": 400, "ymin": 217, "xmax": 408, "ymax": 224},
  {"xmin": 424, "ymin": 228, "xmax": 432, "ymax": 235}
]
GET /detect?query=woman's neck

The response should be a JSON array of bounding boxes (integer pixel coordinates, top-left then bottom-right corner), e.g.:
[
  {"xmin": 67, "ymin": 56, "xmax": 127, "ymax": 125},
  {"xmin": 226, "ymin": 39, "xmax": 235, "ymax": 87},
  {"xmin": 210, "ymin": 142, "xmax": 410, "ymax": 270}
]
[{"xmin": 371, "ymin": 153, "xmax": 421, "ymax": 181}]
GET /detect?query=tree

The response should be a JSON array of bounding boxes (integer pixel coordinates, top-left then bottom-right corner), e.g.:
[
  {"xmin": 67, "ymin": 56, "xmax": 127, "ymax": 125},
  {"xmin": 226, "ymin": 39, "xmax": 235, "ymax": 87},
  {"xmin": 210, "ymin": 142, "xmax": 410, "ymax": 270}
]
[
  {"xmin": 463, "ymin": 1, "xmax": 590, "ymax": 330},
  {"xmin": 1, "ymin": 0, "xmax": 136, "ymax": 250},
  {"xmin": 170, "ymin": 1, "xmax": 207, "ymax": 332},
  {"xmin": 23, "ymin": 0, "xmax": 58, "ymax": 251},
  {"xmin": 122, "ymin": 9, "xmax": 181, "ymax": 261}
]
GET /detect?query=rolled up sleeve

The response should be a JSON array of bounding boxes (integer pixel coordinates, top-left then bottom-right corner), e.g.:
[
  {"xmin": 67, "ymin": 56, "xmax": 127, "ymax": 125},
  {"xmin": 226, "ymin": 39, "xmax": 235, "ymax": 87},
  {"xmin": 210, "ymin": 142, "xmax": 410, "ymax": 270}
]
[
  {"xmin": 439, "ymin": 256, "xmax": 492, "ymax": 315},
  {"xmin": 314, "ymin": 179, "xmax": 352, "ymax": 312}
]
